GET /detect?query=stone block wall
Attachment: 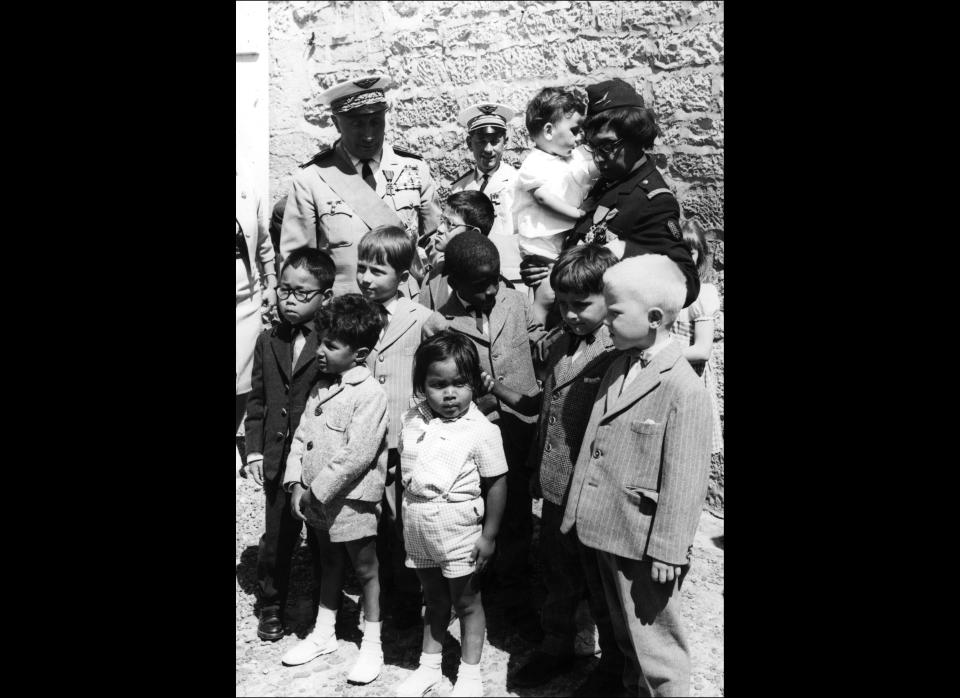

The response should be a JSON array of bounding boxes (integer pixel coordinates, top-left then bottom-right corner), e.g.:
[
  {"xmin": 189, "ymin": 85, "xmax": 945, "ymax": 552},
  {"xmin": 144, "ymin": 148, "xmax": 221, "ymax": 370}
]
[{"xmin": 267, "ymin": 0, "xmax": 724, "ymax": 511}]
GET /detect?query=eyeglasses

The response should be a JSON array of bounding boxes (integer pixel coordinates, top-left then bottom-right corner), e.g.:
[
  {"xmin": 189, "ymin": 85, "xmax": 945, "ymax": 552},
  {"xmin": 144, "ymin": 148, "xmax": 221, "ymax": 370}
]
[
  {"xmin": 277, "ymin": 287, "xmax": 325, "ymax": 302},
  {"xmin": 585, "ymin": 138, "xmax": 626, "ymax": 160},
  {"xmin": 439, "ymin": 215, "xmax": 479, "ymax": 234}
]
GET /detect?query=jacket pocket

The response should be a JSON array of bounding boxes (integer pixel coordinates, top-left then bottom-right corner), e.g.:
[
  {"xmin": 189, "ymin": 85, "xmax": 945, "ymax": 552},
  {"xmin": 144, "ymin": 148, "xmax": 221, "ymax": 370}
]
[
  {"xmin": 624, "ymin": 485, "xmax": 659, "ymax": 503},
  {"xmin": 630, "ymin": 420, "xmax": 665, "ymax": 435},
  {"xmin": 325, "ymin": 415, "xmax": 347, "ymax": 432}
]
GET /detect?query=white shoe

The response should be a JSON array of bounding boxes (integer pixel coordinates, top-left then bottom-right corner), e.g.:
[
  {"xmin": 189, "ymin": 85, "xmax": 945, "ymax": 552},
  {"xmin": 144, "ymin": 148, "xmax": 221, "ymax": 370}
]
[
  {"xmin": 346, "ymin": 640, "xmax": 383, "ymax": 684},
  {"xmin": 394, "ymin": 665, "xmax": 442, "ymax": 697},
  {"xmin": 280, "ymin": 629, "xmax": 338, "ymax": 666},
  {"xmin": 450, "ymin": 674, "xmax": 483, "ymax": 697}
]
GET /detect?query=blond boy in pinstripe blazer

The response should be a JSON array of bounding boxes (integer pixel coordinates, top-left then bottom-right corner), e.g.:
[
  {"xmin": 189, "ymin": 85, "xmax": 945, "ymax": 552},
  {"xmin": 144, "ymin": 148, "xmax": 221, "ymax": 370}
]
[
  {"xmin": 357, "ymin": 226, "xmax": 444, "ymax": 627},
  {"xmin": 561, "ymin": 254, "xmax": 712, "ymax": 697}
]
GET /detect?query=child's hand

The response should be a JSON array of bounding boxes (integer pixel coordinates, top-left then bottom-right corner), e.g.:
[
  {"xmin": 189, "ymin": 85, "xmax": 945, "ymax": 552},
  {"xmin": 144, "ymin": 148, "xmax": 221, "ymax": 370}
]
[
  {"xmin": 240, "ymin": 460, "xmax": 264, "ymax": 487},
  {"xmin": 289, "ymin": 484, "xmax": 308, "ymax": 522},
  {"xmin": 480, "ymin": 371, "xmax": 497, "ymax": 395},
  {"xmin": 528, "ymin": 472, "xmax": 542, "ymax": 500},
  {"xmin": 470, "ymin": 534, "xmax": 496, "ymax": 573},
  {"xmin": 650, "ymin": 559, "xmax": 684, "ymax": 584}
]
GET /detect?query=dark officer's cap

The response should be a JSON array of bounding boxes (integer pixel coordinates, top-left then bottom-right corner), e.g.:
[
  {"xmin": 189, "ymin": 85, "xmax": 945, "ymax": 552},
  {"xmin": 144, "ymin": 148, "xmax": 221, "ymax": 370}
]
[{"xmin": 586, "ymin": 78, "xmax": 645, "ymax": 114}]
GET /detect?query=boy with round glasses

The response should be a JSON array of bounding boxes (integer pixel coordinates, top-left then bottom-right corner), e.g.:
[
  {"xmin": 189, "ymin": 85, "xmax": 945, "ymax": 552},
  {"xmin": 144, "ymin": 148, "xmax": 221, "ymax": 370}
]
[{"xmin": 242, "ymin": 246, "xmax": 336, "ymax": 642}]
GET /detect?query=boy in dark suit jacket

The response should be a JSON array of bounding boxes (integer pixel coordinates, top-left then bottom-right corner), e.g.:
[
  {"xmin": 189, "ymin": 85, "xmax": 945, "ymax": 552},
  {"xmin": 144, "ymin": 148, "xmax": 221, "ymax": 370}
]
[
  {"xmin": 483, "ymin": 245, "xmax": 625, "ymax": 694},
  {"xmin": 242, "ymin": 247, "xmax": 336, "ymax": 641},
  {"xmin": 561, "ymin": 254, "xmax": 713, "ymax": 697},
  {"xmin": 423, "ymin": 232, "xmax": 545, "ymax": 635}
]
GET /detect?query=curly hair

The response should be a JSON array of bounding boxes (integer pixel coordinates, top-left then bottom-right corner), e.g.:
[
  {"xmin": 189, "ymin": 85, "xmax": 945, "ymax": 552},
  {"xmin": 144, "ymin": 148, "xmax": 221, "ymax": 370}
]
[
  {"xmin": 314, "ymin": 293, "xmax": 386, "ymax": 351},
  {"xmin": 525, "ymin": 86, "xmax": 587, "ymax": 137}
]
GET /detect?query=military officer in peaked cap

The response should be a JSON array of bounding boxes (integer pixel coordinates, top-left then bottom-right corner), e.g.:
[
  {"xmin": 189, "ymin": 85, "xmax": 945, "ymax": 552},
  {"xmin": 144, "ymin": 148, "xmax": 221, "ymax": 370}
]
[
  {"xmin": 567, "ymin": 77, "xmax": 699, "ymax": 307},
  {"xmin": 279, "ymin": 74, "xmax": 441, "ymax": 295},
  {"xmin": 447, "ymin": 103, "xmax": 523, "ymax": 284}
]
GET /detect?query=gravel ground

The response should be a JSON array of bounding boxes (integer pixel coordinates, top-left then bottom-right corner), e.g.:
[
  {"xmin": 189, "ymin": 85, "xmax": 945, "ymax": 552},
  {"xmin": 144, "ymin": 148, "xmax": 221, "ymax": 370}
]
[{"xmin": 236, "ymin": 470, "xmax": 724, "ymax": 696}]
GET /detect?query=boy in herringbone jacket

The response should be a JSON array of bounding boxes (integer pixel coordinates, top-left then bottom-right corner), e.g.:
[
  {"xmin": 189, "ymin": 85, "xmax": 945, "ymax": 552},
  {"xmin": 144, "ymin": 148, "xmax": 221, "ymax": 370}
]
[
  {"xmin": 482, "ymin": 244, "xmax": 625, "ymax": 695},
  {"xmin": 280, "ymin": 294, "xmax": 389, "ymax": 686},
  {"xmin": 560, "ymin": 254, "xmax": 712, "ymax": 697},
  {"xmin": 357, "ymin": 225, "xmax": 443, "ymax": 628}
]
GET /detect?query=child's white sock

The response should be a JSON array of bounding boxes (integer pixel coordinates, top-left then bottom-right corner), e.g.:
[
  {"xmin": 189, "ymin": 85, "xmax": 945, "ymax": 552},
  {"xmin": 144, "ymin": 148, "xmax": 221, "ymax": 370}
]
[
  {"xmin": 394, "ymin": 652, "xmax": 443, "ymax": 697},
  {"xmin": 451, "ymin": 660, "xmax": 483, "ymax": 697},
  {"xmin": 347, "ymin": 619, "xmax": 383, "ymax": 684}
]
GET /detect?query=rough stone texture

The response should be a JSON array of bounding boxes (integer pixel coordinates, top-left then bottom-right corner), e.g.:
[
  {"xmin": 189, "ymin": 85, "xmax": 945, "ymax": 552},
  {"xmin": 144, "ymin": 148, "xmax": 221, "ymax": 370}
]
[{"xmin": 268, "ymin": 0, "xmax": 724, "ymax": 511}]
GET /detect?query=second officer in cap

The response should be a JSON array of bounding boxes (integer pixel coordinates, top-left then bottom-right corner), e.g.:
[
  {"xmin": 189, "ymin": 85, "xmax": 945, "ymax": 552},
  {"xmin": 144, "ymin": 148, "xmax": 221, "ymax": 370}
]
[
  {"xmin": 447, "ymin": 103, "xmax": 523, "ymax": 285},
  {"xmin": 279, "ymin": 75, "xmax": 441, "ymax": 296}
]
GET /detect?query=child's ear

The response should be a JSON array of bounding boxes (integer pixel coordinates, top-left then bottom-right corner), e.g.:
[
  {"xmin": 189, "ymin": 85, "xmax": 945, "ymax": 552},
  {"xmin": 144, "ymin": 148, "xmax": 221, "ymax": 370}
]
[
  {"xmin": 543, "ymin": 122, "xmax": 554, "ymax": 141},
  {"xmin": 354, "ymin": 347, "xmax": 370, "ymax": 363},
  {"xmin": 647, "ymin": 307, "xmax": 664, "ymax": 328},
  {"xmin": 399, "ymin": 269, "xmax": 410, "ymax": 285},
  {"xmin": 321, "ymin": 289, "xmax": 334, "ymax": 304}
]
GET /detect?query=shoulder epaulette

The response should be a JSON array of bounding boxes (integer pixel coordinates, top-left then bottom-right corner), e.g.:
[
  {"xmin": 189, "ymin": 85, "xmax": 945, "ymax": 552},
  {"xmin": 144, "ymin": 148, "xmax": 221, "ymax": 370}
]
[
  {"xmin": 392, "ymin": 146, "xmax": 423, "ymax": 161},
  {"xmin": 299, "ymin": 145, "xmax": 333, "ymax": 168}
]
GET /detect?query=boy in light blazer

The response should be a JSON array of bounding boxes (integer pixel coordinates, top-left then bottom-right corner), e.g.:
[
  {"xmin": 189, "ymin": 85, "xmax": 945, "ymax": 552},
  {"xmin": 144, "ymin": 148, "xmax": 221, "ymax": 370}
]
[
  {"xmin": 423, "ymin": 232, "xmax": 546, "ymax": 637},
  {"xmin": 356, "ymin": 225, "xmax": 443, "ymax": 628},
  {"xmin": 561, "ymin": 254, "xmax": 713, "ymax": 697}
]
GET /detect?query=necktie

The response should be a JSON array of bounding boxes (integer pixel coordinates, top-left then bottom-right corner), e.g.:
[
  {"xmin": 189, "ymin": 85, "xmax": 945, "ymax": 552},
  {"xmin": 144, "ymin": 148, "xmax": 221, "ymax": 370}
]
[
  {"xmin": 360, "ymin": 160, "xmax": 376, "ymax": 191},
  {"xmin": 473, "ymin": 307, "xmax": 485, "ymax": 334},
  {"xmin": 478, "ymin": 173, "xmax": 489, "ymax": 193}
]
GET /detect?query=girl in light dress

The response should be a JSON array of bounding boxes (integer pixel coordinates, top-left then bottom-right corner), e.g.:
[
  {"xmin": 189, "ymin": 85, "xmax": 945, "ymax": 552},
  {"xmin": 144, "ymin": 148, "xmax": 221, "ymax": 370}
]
[{"xmin": 671, "ymin": 219, "xmax": 723, "ymax": 455}]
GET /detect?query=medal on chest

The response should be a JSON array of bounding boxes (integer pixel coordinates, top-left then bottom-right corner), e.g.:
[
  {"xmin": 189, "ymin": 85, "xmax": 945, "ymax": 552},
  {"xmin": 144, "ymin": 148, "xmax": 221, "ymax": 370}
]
[
  {"xmin": 583, "ymin": 206, "xmax": 619, "ymax": 244},
  {"xmin": 382, "ymin": 169, "xmax": 396, "ymax": 197}
]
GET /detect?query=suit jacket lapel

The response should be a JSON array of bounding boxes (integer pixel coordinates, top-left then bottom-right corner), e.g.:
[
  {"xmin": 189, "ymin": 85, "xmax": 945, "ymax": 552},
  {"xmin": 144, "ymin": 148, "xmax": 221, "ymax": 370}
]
[
  {"xmin": 270, "ymin": 331, "xmax": 292, "ymax": 382},
  {"xmin": 291, "ymin": 328, "xmax": 319, "ymax": 378},
  {"xmin": 439, "ymin": 295, "xmax": 487, "ymax": 344},
  {"xmin": 486, "ymin": 289, "xmax": 509, "ymax": 344},
  {"xmin": 554, "ymin": 326, "xmax": 616, "ymax": 389},
  {"xmin": 601, "ymin": 340, "xmax": 682, "ymax": 423},
  {"xmin": 377, "ymin": 298, "xmax": 417, "ymax": 353}
]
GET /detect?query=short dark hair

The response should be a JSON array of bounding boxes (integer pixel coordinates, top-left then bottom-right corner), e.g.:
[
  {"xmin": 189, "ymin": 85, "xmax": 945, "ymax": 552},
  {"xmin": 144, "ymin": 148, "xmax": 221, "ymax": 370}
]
[
  {"xmin": 525, "ymin": 87, "xmax": 587, "ymax": 137},
  {"xmin": 446, "ymin": 190, "xmax": 495, "ymax": 236},
  {"xmin": 412, "ymin": 330, "xmax": 483, "ymax": 398},
  {"xmin": 358, "ymin": 225, "xmax": 417, "ymax": 273},
  {"xmin": 550, "ymin": 244, "xmax": 619, "ymax": 295},
  {"xmin": 314, "ymin": 293, "xmax": 385, "ymax": 352},
  {"xmin": 444, "ymin": 232, "xmax": 500, "ymax": 282},
  {"xmin": 280, "ymin": 247, "xmax": 336, "ymax": 291},
  {"xmin": 584, "ymin": 106, "xmax": 660, "ymax": 151}
]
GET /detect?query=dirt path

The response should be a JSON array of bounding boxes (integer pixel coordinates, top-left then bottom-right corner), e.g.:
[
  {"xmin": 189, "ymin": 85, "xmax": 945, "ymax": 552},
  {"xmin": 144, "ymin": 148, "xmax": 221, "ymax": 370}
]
[{"xmin": 236, "ymin": 474, "xmax": 724, "ymax": 696}]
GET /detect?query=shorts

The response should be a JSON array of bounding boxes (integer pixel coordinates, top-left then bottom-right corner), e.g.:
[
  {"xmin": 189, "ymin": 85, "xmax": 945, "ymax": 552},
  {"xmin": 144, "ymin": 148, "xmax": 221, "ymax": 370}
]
[
  {"xmin": 306, "ymin": 497, "xmax": 381, "ymax": 543},
  {"xmin": 402, "ymin": 496, "xmax": 484, "ymax": 579}
]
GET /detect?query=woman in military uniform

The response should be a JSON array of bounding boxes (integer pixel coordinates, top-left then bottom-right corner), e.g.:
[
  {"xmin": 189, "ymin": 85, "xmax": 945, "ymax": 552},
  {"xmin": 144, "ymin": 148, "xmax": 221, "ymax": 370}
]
[{"xmin": 521, "ymin": 79, "xmax": 699, "ymax": 308}]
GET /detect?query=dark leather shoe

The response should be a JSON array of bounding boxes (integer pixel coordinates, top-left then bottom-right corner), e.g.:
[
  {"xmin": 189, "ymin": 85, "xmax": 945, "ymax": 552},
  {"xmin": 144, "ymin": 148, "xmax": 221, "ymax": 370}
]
[
  {"xmin": 511, "ymin": 651, "xmax": 576, "ymax": 688},
  {"xmin": 573, "ymin": 668, "xmax": 627, "ymax": 697},
  {"xmin": 257, "ymin": 607, "xmax": 284, "ymax": 641}
]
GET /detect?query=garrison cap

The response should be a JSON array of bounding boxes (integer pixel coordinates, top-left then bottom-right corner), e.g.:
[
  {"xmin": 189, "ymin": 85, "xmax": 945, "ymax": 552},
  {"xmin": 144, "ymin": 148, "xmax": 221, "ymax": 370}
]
[
  {"xmin": 586, "ymin": 78, "xmax": 645, "ymax": 114},
  {"xmin": 457, "ymin": 103, "xmax": 516, "ymax": 133},
  {"xmin": 319, "ymin": 74, "xmax": 393, "ymax": 115}
]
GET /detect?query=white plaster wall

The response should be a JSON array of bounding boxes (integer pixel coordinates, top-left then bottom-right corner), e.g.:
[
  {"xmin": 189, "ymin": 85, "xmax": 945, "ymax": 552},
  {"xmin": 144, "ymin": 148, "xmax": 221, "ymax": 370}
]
[{"xmin": 236, "ymin": 1, "xmax": 270, "ymax": 203}]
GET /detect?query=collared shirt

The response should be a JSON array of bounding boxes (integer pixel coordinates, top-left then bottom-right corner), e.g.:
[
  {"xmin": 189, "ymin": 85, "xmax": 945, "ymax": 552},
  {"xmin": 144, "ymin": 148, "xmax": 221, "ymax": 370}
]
[
  {"xmin": 620, "ymin": 335, "xmax": 674, "ymax": 392},
  {"xmin": 377, "ymin": 295, "xmax": 399, "ymax": 344},
  {"xmin": 341, "ymin": 143, "xmax": 383, "ymax": 182},
  {"xmin": 455, "ymin": 292, "xmax": 489, "ymax": 335},
  {"xmin": 292, "ymin": 321, "xmax": 313, "ymax": 369},
  {"xmin": 399, "ymin": 400, "xmax": 508, "ymax": 502}
]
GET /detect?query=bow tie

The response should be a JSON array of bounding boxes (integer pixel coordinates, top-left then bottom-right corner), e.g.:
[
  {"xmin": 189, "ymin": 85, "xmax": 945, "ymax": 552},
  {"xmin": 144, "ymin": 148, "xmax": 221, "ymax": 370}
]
[
  {"xmin": 626, "ymin": 350, "xmax": 651, "ymax": 369},
  {"xmin": 565, "ymin": 329, "xmax": 596, "ymax": 355}
]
